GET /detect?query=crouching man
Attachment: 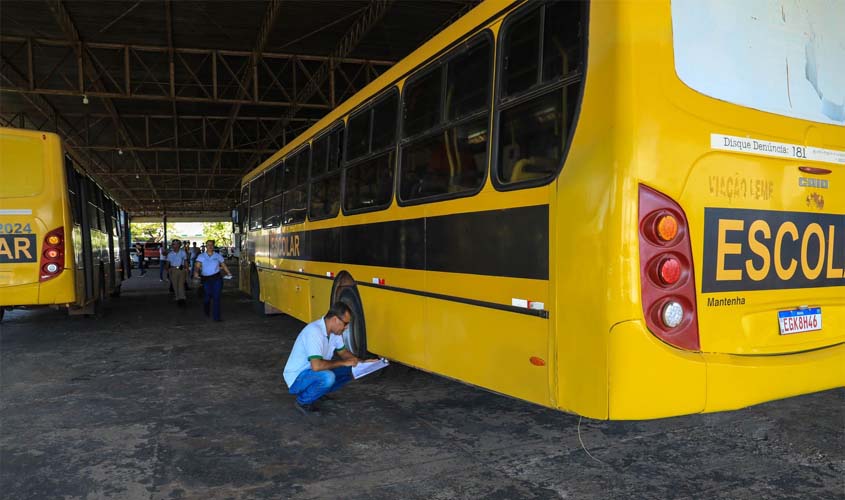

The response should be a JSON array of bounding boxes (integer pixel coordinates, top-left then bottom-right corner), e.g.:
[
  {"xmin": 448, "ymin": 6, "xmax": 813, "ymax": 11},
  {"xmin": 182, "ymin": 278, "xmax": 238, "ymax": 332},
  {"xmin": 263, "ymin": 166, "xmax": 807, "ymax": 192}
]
[{"xmin": 283, "ymin": 302, "xmax": 361, "ymax": 415}]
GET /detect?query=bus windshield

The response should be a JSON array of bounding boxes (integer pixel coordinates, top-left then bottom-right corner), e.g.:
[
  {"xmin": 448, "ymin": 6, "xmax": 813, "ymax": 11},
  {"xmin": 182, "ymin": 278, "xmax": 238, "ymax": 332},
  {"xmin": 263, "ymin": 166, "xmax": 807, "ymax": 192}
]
[
  {"xmin": 672, "ymin": 0, "xmax": 845, "ymax": 126},
  {"xmin": 0, "ymin": 132, "xmax": 44, "ymax": 198}
]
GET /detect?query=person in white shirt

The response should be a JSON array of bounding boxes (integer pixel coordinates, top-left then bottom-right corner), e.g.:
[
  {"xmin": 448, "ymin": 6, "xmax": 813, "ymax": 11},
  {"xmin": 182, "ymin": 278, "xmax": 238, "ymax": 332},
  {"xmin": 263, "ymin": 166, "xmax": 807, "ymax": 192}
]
[
  {"xmin": 158, "ymin": 245, "xmax": 168, "ymax": 281},
  {"xmin": 193, "ymin": 239, "xmax": 232, "ymax": 321},
  {"xmin": 283, "ymin": 302, "xmax": 365, "ymax": 416},
  {"xmin": 165, "ymin": 240, "xmax": 189, "ymax": 305}
]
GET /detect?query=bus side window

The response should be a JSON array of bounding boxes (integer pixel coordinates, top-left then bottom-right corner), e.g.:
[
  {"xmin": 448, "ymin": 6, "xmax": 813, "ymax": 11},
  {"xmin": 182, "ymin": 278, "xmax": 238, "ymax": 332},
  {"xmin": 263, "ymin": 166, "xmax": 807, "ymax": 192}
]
[
  {"xmin": 495, "ymin": 1, "xmax": 585, "ymax": 187},
  {"xmin": 283, "ymin": 146, "xmax": 309, "ymax": 225},
  {"xmin": 248, "ymin": 175, "xmax": 263, "ymax": 231},
  {"xmin": 308, "ymin": 123, "xmax": 343, "ymax": 221},
  {"xmin": 399, "ymin": 34, "xmax": 491, "ymax": 203},
  {"xmin": 65, "ymin": 156, "xmax": 82, "ymax": 224},
  {"xmin": 343, "ymin": 90, "xmax": 398, "ymax": 214},
  {"xmin": 263, "ymin": 164, "xmax": 281, "ymax": 228}
]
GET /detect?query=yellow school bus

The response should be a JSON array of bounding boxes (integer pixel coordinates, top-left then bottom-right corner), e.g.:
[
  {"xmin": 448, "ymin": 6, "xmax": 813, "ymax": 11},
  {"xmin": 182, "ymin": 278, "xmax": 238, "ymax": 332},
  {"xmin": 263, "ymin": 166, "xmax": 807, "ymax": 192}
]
[
  {"xmin": 0, "ymin": 128, "xmax": 130, "ymax": 320},
  {"xmin": 235, "ymin": 0, "xmax": 844, "ymax": 419}
]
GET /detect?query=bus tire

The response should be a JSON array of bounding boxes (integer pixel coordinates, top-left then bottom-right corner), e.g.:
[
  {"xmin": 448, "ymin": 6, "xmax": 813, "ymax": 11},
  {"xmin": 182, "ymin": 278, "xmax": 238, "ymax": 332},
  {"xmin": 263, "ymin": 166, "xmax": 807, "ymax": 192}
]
[
  {"xmin": 250, "ymin": 267, "xmax": 264, "ymax": 315},
  {"xmin": 335, "ymin": 285, "xmax": 368, "ymax": 358}
]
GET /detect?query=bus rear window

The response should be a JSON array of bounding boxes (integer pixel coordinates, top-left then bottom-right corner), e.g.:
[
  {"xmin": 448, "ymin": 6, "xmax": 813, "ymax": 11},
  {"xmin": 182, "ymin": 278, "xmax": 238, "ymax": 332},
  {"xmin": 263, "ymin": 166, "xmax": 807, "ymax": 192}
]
[
  {"xmin": 672, "ymin": 0, "xmax": 845, "ymax": 125},
  {"xmin": 0, "ymin": 133, "xmax": 44, "ymax": 198}
]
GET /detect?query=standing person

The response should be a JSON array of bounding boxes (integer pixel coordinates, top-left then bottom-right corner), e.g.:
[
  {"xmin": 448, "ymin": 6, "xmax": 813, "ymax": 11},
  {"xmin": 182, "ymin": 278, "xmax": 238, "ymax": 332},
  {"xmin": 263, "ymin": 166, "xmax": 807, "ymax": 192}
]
[
  {"xmin": 282, "ymin": 302, "xmax": 362, "ymax": 416},
  {"xmin": 134, "ymin": 242, "xmax": 146, "ymax": 276},
  {"xmin": 193, "ymin": 240, "xmax": 232, "ymax": 321},
  {"xmin": 182, "ymin": 241, "xmax": 191, "ymax": 291},
  {"xmin": 158, "ymin": 244, "xmax": 168, "ymax": 282},
  {"xmin": 190, "ymin": 241, "xmax": 200, "ymax": 273},
  {"xmin": 165, "ymin": 240, "xmax": 188, "ymax": 306}
]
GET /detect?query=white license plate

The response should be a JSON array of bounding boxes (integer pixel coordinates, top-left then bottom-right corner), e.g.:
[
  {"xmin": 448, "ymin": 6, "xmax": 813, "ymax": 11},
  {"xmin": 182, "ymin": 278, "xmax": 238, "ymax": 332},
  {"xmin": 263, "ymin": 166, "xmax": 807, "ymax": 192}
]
[{"xmin": 778, "ymin": 307, "xmax": 822, "ymax": 335}]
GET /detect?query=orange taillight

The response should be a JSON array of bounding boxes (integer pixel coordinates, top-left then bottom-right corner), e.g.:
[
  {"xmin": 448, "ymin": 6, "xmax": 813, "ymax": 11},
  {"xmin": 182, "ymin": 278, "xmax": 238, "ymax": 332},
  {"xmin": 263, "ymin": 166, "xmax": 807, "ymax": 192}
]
[{"xmin": 656, "ymin": 214, "xmax": 678, "ymax": 242}]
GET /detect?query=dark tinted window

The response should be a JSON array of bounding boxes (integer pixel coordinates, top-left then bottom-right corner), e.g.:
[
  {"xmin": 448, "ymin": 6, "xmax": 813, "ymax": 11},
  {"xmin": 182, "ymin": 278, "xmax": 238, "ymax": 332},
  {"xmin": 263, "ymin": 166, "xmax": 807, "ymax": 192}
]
[
  {"xmin": 542, "ymin": 2, "xmax": 583, "ymax": 81},
  {"xmin": 273, "ymin": 161, "xmax": 284, "ymax": 194},
  {"xmin": 399, "ymin": 118, "xmax": 488, "ymax": 201},
  {"xmin": 328, "ymin": 126, "xmax": 344, "ymax": 171},
  {"xmin": 262, "ymin": 167, "xmax": 276, "ymax": 200},
  {"xmin": 398, "ymin": 35, "xmax": 491, "ymax": 203},
  {"xmin": 371, "ymin": 93, "xmax": 398, "ymax": 150},
  {"xmin": 346, "ymin": 111, "xmax": 371, "ymax": 160},
  {"xmin": 65, "ymin": 156, "xmax": 82, "ymax": 224},
  {"xmin": 251, "ymin": 173, "xmax": 264, "ymax": 203},
  {"xmin": 403, "ymin": 69, "xmax": 442, "ymax": 137},
  {"xmin": 283, "ymin": 187, "xmax": 307, "ymax": 225},
  {"xmin": 447, "ymin": 40, "xmax": 490, "ymax": 120},
  {"xmin": 283, "ymin": 146, "xmax": 309, "ymax": 225},
  {"xmin": 264, "ymin": 194, "xmax": 282, "ymax": 228},
  {"xmin": 496, "ymin": 2, "xmax": 584, "ymax": 186},
  {"xmin": 502, "ymin": 10, "xmax": 540, "ymax": 97},
  {"xmin": 344, "ymin": 151, "xmax": 395, "ymax": 212},
  {"xmin": 309, "ymin": 172, "xmax": 340, "ymax": 220},
  {"xmin": 283, "ymin": 147, "xmax": 309, "ymax": 191},
  {"xmin": 249, "ymin": 177, "xmax": 263, "ymax": 230},
  {"xmin": 311, "ymin": 134, "xmax": 329, "ymax": 178}
]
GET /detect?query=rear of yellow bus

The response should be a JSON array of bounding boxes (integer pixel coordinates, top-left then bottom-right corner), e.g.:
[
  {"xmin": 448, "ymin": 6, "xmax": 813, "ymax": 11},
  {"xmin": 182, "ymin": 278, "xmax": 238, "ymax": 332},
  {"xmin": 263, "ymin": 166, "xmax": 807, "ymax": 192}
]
[
  {"xmin": 0, "ymin": 128, "xmax": 76, "ymax": 319},
  {"xmin": 598, "ymin": 0, "xmax": 845, "ymax": 419}
]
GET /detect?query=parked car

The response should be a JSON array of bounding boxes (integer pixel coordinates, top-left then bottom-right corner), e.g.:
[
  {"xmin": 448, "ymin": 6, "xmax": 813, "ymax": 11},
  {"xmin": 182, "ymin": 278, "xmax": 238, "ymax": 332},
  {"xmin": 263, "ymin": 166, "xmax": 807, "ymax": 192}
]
[{"xmin": 143, "ymin": 242, "xmax": 163, "ymax": 262}]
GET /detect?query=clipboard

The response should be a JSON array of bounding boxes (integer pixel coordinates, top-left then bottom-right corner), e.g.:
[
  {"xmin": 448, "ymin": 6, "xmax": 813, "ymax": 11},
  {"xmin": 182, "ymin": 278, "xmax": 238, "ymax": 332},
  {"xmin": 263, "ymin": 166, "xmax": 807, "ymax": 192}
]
[{"xmin": 352, "ymin": 358, "xmax": 389, "ymax": 379}]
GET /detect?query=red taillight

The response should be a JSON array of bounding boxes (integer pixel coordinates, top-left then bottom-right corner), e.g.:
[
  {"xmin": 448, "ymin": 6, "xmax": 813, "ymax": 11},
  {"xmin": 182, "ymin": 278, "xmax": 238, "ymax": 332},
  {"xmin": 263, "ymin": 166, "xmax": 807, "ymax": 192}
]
[
  {"xmin": 40, "ymin": 227, "xmax": 65, "ymax": 282},
  {"xmin": 658, "ymin": 257, "xmax": 681, "ymax": 285},
  {"xmin": 639, "ymin": 185, "xmax": 700, "ymax": 351}
]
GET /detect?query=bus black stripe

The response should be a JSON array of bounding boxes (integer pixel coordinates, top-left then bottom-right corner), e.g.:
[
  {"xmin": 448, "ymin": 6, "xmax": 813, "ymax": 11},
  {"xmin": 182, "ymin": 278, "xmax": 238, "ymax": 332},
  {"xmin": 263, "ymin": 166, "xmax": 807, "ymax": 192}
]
[
  {"xmin": 267, "ymin": 204, "xmax": 549, "ymax": 280},
  {"xmin": 265, "ymin": 268, "xmax": 549, "ymax": 319}
]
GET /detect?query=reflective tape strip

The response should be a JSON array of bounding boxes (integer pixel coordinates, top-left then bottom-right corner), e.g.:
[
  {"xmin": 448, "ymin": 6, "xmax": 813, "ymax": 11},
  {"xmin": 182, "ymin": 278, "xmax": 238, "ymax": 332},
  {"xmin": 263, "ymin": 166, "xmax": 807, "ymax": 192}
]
[{"xmin": 0, "ymin": 209, "xmax": 32, "ymax": 215}]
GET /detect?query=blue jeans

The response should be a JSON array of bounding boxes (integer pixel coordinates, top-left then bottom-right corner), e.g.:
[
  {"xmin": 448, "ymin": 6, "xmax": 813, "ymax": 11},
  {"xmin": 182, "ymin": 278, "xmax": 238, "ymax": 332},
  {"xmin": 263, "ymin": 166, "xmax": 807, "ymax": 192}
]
[
  {"xmin": 202, "ymin": 277, "xmax": 223, "ymax": 320},
  {"xmin": 289, "ymin": 367, "xmax": 352, "ymax": 404}
]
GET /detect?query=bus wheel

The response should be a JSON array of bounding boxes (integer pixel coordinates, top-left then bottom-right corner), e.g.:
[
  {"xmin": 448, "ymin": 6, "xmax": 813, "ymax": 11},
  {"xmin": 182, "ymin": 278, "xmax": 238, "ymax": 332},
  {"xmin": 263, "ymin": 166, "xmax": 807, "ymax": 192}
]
[
  {"xmin": 250, "ymin": 267, "xmax": 264, "ymax": 314},
  {"xmin": 336, "ymin": 286, "xmax": 368, "ymax": 358}
]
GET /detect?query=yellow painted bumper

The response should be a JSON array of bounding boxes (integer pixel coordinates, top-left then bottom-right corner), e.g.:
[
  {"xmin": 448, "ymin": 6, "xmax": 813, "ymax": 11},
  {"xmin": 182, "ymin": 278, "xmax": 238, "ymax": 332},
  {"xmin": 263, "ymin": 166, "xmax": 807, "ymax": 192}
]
[{"xmin": 606, "ymin": 320, "xmax": 845, "ymax": 419}]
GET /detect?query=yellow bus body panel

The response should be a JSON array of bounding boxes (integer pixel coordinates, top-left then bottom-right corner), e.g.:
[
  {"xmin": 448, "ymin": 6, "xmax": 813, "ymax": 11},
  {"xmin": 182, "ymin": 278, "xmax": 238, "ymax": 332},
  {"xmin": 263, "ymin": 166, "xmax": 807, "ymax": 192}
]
[
  {"xmin": 240, "ymin": 0, "xmax": 844, "ymax": 419},
  {"xmin": 0, "ymin": 128, "xmax": 77, "ymax": 307}
]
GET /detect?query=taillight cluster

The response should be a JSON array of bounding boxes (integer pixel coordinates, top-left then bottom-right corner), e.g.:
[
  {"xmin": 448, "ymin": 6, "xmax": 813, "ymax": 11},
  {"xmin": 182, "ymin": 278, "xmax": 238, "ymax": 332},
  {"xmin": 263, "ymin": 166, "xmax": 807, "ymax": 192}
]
[
  {"xmin": 638, "ymin": 185, "xmax": 700, "ymax": 351},
  {"xmin": 40, "ymin": 227, "xmax": 65, "ymax": 282}
]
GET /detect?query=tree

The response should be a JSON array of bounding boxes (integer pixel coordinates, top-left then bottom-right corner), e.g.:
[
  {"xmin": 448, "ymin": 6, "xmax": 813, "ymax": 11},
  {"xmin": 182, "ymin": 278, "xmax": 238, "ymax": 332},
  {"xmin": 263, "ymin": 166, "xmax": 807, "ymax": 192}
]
[
  {"xmin": 130, "ymin": 222, "xmax": 177, "ymax": 242},
  {"xmin": 202, "ymin": 222, "xmax": 232, "ymax": 247}
]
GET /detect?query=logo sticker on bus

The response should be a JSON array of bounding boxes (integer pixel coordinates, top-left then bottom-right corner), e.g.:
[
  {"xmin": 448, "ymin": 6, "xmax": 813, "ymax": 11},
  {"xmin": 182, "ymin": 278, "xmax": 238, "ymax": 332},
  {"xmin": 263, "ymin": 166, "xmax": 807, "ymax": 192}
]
[
  {"xmin": 0, "ymin": 234, "xmax": 37, "ymax": 263},
  {"xmin": 702, "ymin": 208, "xmax": 845, "ymax": 292}
]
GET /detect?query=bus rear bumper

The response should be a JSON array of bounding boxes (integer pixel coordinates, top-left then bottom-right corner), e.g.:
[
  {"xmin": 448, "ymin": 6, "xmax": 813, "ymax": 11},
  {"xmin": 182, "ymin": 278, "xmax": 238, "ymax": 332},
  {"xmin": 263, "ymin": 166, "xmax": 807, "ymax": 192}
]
[
  {"xmin": 0, "ymin": 274, "xmax": 75, "ymax": 307},
  {"xmin": 606, "ymin": 320, "xmax": 845, "ymax": 419},
  {"xmin": 703, "ymin": 342, "xmax": 845, "ymax": 413}
]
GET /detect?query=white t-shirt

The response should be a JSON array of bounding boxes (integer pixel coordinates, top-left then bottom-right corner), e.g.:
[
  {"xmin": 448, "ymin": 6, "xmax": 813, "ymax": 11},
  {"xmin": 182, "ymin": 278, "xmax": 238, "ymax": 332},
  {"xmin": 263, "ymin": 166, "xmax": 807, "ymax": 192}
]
[
  {"xmin": 196, "ymin": 251, "xmax": 225, "ymax": 276},
  {"xmin": 283, "ymin": 317, "xmax": 346, "ymax": 387},
  {"xmin": 165, "ymin": 248, "xmax": 188, "ymax": 267}
]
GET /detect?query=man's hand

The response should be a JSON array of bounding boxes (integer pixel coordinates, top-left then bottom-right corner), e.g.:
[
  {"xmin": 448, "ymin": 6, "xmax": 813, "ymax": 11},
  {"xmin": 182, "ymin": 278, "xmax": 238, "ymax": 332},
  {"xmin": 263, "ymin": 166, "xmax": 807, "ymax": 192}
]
[{"xmin": 344, "ymin": 357, "xmax": 361, "ymax": 367}]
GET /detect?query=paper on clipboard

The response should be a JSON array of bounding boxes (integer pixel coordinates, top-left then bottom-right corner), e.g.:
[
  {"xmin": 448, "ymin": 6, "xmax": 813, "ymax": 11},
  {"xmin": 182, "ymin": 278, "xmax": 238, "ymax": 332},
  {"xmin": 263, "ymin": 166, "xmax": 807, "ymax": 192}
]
[{"xmin": 352, "ymin": 358, "xmax": 389, "ymax": 379}]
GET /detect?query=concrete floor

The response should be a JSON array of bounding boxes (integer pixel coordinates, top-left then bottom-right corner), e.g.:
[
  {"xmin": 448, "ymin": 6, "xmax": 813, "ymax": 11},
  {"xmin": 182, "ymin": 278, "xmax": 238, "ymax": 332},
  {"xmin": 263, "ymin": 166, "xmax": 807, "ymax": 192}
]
[{"xmin": 1, "ymin": 267, "xmax": 843, "ymax": 500}]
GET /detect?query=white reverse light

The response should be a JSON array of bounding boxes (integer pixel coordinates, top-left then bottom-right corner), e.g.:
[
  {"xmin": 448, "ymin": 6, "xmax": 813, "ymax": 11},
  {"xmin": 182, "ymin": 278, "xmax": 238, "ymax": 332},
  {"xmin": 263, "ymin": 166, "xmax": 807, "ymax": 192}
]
[{"xmin": 662, "ymin": 301, "xmax": 684, "ymax": 328}]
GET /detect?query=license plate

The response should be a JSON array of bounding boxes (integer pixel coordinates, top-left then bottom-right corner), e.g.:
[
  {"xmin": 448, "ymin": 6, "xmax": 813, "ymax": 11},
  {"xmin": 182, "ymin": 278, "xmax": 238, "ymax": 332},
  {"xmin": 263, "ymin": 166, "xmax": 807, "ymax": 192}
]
[{"xmin": 778, "ymin": 307, "xmax": 822, "ymax": 335}]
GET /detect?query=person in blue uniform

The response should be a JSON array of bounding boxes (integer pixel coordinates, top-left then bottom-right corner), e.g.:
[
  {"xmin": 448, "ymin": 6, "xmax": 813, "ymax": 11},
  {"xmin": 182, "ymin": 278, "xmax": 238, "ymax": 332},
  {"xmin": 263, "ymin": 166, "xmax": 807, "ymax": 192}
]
[{"xmin": 193, "ymin": 239, "xmax": 232, "ymax": 321}]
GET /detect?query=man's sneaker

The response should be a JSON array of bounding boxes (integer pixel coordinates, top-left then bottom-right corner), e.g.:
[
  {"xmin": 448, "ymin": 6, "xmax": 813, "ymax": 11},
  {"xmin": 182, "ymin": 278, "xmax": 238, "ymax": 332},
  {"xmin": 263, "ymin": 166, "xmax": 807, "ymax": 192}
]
[{"xmin": 294, "ymin": 401, "xmax": 320, "ymax": 416}]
